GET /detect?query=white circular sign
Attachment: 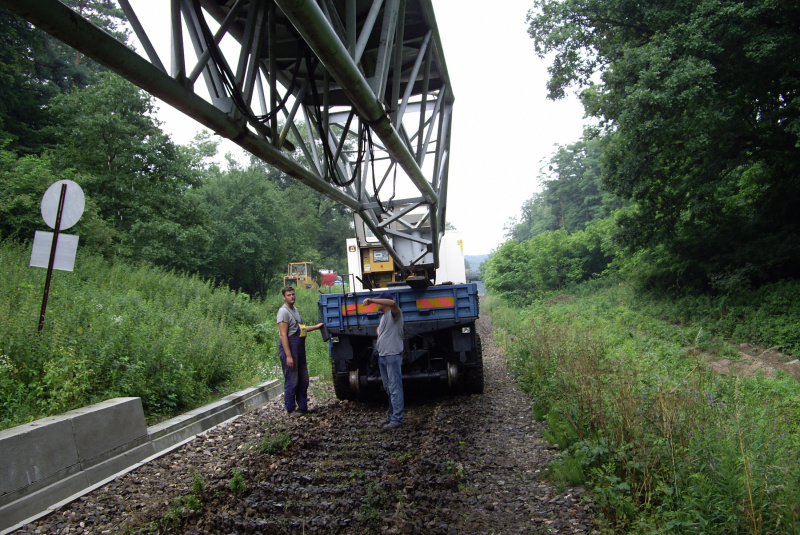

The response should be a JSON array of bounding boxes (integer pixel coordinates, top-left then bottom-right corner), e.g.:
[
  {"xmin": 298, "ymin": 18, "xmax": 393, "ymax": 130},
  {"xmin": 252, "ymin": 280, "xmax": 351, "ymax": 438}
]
[{"xmin": 41, "ymin": 180, "xmax": 85, "ymax": 230}]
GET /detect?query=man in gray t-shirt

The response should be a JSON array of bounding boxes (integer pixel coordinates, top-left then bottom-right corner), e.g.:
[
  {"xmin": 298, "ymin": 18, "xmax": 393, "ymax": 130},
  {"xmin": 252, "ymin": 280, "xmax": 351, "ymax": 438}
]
[
  {"xmin": 362, "ymin": 291, "xmax": 404, "ymax": 429},
  {"xmin": 277, "ymin": 286, "xmax": 323, "ymax": 416}
]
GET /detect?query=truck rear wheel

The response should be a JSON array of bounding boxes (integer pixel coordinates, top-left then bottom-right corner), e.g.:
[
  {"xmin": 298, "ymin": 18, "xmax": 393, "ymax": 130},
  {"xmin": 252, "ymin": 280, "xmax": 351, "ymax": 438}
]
[
  {"xmin": 332, "ymin": 363, "xmax": 357, "ymax": 400},
  {"xmin": 461, "ymin": 333, "xmax": 484, "ymax": 395}
]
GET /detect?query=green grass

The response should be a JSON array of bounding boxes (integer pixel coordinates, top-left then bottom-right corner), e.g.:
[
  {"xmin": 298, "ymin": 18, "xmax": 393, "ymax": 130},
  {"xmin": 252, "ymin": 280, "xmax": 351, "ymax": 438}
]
[
  {"xmin": 0, "ymin": 240, "xmax": 331, "ymax": 430},
  {"xmin": 258, "ymin": 431, "xmax": 291, "ymax": 454},
  {"xmin": 485, "ymin": 279, "xmax": 800, "ymax": 533}
]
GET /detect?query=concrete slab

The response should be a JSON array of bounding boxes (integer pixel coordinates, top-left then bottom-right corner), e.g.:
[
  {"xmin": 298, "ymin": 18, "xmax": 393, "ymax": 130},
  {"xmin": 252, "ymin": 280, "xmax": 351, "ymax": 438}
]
[
  {"xmin": 71, "ymin": 398, "xmax": 148, "ymax": 469},
  {"xmin": 0, "ymin": 417, "xmax": 79, "ymax": 500},
  {"xmin": 0, "ymin": 379, "xmax": 282, "ymax": 535}
]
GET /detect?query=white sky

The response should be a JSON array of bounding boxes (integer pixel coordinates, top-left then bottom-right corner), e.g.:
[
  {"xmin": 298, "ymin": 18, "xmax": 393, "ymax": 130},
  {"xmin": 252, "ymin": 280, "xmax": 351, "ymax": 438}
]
[
  {"xmin": 435, "ymin": 1, "xmax": 586, "ymax": 254},
  {"xmin": 127, "ymin": 0, "xmax": 586, "ymax": 256}
]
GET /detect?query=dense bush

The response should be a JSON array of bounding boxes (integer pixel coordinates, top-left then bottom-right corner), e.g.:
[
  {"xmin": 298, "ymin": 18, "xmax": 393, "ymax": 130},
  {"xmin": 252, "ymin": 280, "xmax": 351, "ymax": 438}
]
[
  {"xmin": 486, "ymin": 281, "xmax": 800, "ymax": 533},
  {"xmin": 483, "ymin": 219, "xmax": 617, "ymax": 305},
  {"xmin": 624, "ymin": 280, "xmax": 800, "ymax": 357},
  {"xmin": 1, "ymin": 240, "xmax": 332, "ymax": 429}
]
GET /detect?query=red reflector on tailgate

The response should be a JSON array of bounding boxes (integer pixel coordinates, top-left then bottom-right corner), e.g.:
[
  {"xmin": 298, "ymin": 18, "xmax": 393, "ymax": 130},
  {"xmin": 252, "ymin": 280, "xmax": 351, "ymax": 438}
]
[{"xmin": 415, "ymin": 297, "xmax": 455, "ymax": 309}]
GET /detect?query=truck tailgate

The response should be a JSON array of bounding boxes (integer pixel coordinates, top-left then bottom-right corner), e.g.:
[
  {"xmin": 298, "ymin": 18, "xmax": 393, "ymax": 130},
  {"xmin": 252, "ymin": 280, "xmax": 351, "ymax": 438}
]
[{"xmin": 319, "ymin": 283, "xmax": 479, "ymax": 330}]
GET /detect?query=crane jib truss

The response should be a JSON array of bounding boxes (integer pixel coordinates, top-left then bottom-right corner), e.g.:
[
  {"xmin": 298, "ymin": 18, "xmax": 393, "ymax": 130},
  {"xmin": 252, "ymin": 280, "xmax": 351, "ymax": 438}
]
[{"xmin": 1, "ymin": 0, "xmax": 454, "ymax": 272}]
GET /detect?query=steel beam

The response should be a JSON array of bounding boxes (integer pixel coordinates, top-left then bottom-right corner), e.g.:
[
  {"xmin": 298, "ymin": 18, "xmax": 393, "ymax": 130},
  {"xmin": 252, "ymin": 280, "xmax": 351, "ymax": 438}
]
[
  {"xmin": 0, "ymin": 0, "xmax": 361, "ymax": 212},
  {"xmin": 275, "ymin": 0, "xmax": 438, "ymax": 206}
]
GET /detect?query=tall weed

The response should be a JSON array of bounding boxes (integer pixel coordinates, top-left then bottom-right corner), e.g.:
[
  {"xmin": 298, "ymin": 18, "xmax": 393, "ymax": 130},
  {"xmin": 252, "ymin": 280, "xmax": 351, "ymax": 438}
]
[
  {"xmin": 488, "ymin": 280, "xmax": 800, "ymax": 533},
  {"xmin": 0, "ymin": 240, "xmax": 288, "ymax": 429}
]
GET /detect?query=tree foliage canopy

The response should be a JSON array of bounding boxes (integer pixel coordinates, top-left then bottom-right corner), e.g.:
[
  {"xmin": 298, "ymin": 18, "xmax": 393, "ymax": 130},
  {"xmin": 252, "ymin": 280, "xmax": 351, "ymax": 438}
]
[
  {"xmin": 528, "ymin": 0, "xmax": 800, "ymax": 290},
  {"xmin": 47, "ymin": 73, "xmax": 212, "ymax": 270},
  {"xmin": 485, "ymin": 219, "xmax": 616, "ymax": 303},
  {"xmin": 196, "ymin": 164, "xmax": 290, "ymax": 296},
  {"xmin": 506, "ymin": 133, "xmax": 624, "ymax": 242},
  {"xmin": 0, "ymin": 3, "xmax": 126, "ymax": 155}
]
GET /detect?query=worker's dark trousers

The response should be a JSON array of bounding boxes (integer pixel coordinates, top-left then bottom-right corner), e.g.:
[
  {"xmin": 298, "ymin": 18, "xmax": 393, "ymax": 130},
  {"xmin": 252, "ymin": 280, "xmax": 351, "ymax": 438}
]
[{"xmin": 278, "ymin": 330, "xmax": 309, "ymax": 412}]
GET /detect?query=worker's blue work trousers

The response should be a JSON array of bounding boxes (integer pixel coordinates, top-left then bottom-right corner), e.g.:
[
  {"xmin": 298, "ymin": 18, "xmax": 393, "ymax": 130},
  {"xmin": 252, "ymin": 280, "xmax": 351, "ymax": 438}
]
[
  {"xmin": 378, "ymin": 353, "xmax": 404, "ymax": 424},
  {"xmin": 278, "ymin": 330, "xmax": 309, "ymax": 412}
]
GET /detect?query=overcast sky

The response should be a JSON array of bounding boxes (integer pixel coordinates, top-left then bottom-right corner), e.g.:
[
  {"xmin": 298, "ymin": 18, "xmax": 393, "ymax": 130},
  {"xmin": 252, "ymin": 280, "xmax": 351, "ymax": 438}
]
[
  {"xmin": 434, "ymin": 1, "xmax": 586, "ymax": 255},
  {"xmin": 127, "ymin": 0, "xmax": 586, "ymax": 256}
]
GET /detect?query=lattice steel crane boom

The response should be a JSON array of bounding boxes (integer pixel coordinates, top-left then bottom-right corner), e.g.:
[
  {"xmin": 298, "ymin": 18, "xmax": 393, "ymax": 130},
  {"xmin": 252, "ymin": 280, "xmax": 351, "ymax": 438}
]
[{"xmin": 1, "ymin": 0, "xmax": 454, "ymax": 277}]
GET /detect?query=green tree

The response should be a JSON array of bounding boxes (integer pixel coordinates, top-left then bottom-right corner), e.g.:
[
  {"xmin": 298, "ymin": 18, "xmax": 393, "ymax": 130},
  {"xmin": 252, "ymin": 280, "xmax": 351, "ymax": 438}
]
[
  {"xmin": 249, "ymin": 131, "xmax": 353, "ymax": 274},
  {"xmin": 0, "ymin": 3, "xmax": 126, "ymax": 155},
  {"xmin": 48, "ymin": 73, "xmax": 211, "ymax": 271},
  {"xmin": 196, "ymin": 163, "xmax": 299, "ymax": 296},
  {"xmin": 0, "ymin": 150, "xmax": 60, "ymax": 242},
  {"xmin": 485, "ymin": 224, "xmax": 614, "ymax": 304},
  {"xmin": 541, "ymin": 134, "xmax": 611, "ymax": 231},
  {"xmin": 505, "ymin": 193, "xmax": 556, "ymax": 243},
  {"xmin": 0, "ymin": 10, "xmax": 53, "ymax": 155},
  {"xmin": 506, "ymin": 132, "xmax": 623, "ymax": 242},
  {"xmin": 482, "ymin": 240, "xmax": 538, "ymax": 305},
  {"xmin": 287, "ymin": 185, "xmax": 351, "ymax": 274},
  {"xmin": 0, "ymin": 149, "xmax": 118, "ymax": 251},
  {"xmin": 528, "ymin": 0, "xmax": 800, "ymax": 290}
]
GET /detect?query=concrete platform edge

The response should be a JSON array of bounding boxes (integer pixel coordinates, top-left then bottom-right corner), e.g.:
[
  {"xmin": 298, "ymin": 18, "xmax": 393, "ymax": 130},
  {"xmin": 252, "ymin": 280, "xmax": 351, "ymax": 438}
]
[{"xmin": 0, "ymin": 379, "xmax": 282, "ymax": 534}]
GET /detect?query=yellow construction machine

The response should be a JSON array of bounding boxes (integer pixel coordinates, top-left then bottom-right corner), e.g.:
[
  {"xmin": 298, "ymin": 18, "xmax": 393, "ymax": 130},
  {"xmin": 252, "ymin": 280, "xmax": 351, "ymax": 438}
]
[{"xmin": 283, "ymin": 262, "xmax": 319, "ymax": 290}]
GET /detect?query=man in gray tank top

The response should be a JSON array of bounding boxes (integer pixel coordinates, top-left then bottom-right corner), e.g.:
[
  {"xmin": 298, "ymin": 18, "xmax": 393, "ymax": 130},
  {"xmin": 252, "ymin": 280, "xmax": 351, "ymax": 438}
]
[{"xmin": 362, "ymin": 291, "xmax": 404, "ymax": 429}]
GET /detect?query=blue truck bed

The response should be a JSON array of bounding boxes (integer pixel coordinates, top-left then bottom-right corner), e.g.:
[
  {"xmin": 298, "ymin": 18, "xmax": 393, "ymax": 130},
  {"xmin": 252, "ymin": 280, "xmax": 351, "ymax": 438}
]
[
  {"xmin": 320, "ymin": 282, "xmax": 484, "ymax": 398},
  {"xmin": 318, "ymin": 283, "xmax": 479, "ymax": 330}
]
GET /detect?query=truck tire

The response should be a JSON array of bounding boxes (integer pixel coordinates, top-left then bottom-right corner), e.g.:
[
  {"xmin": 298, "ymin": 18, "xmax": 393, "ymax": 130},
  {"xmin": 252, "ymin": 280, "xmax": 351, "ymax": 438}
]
[
  {"xmin": 332, "ymin": 364, "xmax": 357, "ymax": 400},
  {"xmin": 461, "ymin": 333, "xmax": 484, "ymax": 395}
]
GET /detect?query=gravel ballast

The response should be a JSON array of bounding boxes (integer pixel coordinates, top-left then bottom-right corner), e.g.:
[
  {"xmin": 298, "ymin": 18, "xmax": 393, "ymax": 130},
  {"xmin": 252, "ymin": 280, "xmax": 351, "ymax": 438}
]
[{"xmin": 14, "ymin": 315, "xmax": 598, "ymax": 534}]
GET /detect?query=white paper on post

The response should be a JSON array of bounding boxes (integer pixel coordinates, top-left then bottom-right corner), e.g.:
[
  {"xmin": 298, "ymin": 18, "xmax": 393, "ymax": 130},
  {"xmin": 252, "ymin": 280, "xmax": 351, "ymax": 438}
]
[{"xmin": 30, "ymin": 231, "xmax": 79, "ymax": 271}]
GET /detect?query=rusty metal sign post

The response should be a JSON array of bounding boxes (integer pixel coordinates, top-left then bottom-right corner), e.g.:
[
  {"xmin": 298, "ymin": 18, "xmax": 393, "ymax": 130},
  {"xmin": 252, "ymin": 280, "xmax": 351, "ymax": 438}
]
[{"xmin": 31, "ymin": 180, "xmax": 85, "ymax": 332}]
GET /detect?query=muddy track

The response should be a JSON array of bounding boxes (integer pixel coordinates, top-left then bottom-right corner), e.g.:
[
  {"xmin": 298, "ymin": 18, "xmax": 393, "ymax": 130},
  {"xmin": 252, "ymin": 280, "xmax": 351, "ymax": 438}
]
[{"xmin": 15, "ymin": 315, "xmax": 598, "ymax": 534}]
